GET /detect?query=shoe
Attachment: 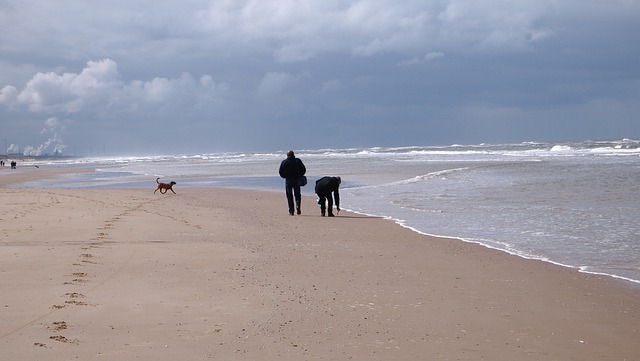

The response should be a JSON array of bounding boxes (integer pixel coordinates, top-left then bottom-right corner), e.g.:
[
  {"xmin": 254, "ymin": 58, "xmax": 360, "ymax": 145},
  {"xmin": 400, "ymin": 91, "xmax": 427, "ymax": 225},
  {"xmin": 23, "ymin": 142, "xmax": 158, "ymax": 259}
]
[
  {"xmin": 289, "ymin": 212, "xmax": 294, "ymax": 216},
  {"xmin": 296, "ymin": 207, "xmax": 301, "ymax": 215},
  {"xmin": 321, "ymin": 212, "xmax": 325, "ymax": 217},
  {"xmin": 328, "ymin": 213, "xmax": 335, "ymax": 217}
]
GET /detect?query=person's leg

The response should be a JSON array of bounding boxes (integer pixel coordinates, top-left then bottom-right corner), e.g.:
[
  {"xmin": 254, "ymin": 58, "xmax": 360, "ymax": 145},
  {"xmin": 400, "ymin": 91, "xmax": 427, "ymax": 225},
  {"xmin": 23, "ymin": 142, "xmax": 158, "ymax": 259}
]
[
  {"xmin": 293, "ymin": 184, "xmax": 302, "ymax": 214},
  {"xmin": 327, "ymin": 193, "xmax": 335, "ymax": 216},
  {"xmin": 317, "ymin": 193, "xmax": 327, "ymax": 216},
  {"xmin": 285, "ymin": 180, "xmax": 295, "ymax": 215}
]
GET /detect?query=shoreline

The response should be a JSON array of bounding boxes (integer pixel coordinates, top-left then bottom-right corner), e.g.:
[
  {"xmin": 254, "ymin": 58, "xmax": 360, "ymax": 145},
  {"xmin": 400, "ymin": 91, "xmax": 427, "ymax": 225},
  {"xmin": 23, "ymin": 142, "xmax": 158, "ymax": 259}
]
[
  {"xmin": 390, "ymin": 219, "xmax": 640, "ymax": 287},
  {"xmin": 1, "ymin": 169, "xmax": 639, "ymax": 359}
]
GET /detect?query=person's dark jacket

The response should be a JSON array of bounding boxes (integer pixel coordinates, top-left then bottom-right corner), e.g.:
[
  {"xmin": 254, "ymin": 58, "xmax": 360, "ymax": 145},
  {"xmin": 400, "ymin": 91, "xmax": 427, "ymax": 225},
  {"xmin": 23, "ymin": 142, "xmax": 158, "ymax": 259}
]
[
  {"xmin": 314, "ymin": 176, "xmax": 340, "ymax": 208},
  {"xmin": 279, "ymin": 155, "xmax": 306, "ymax": 180}
]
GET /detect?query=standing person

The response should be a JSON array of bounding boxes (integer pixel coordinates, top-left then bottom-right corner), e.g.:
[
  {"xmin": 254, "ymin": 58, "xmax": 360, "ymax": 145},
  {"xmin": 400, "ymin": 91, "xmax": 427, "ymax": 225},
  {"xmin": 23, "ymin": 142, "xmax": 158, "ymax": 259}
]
[
  {"xmin": 315, "ymin": 176, "xmax": 341, "ymax": 217},
  {"xmin": 279, "ymin": 150, "xmax": 306, "ymax": 216}
]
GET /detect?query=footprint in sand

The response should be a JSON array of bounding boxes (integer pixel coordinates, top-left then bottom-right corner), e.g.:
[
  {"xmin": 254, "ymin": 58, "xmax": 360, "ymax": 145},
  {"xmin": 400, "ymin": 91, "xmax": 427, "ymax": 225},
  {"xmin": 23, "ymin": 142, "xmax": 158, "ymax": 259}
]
[
  {"xmin": 47, "ymin": 321, "xmax": 68, "ymax": 331},
  {"xmin": 65, "ymin": 292, "xmax": 86, "ymax": 299},
  {"xmin": 45, "ymin": 321, "xmax": 81, "ymax": 345},
  {"xmin": 64, "ymin": 300, "xmax": 89, "ymax": 306},
  {"xmin": 82, "ymin": 241, "xmax": 105, "ymax": 249},
  {"xmin": 49, "ymin": 335, "xmax": 80, "ymax": 345},
  {"xmin": 63, "ymin": 272, "xmax": 91, "ymax": 285},
  {"xmin": 80, "ymin": 253, "xmax": 97, "ymax": 264},
  {"xmin": 64, "ymin": 291, "xmax": 91, "ymax": 306}
]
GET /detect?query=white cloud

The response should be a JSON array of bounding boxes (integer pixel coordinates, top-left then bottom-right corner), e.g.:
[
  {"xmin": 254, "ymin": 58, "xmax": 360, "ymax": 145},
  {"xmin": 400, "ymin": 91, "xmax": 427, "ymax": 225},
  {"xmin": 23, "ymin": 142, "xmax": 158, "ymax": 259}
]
[
  {"xmin": 126, "ymin": 77, "xmax": 174, "ymax": 103},
  {"xmin": 425, "ymin": 52, "xmax": 445, "ymax": 61},
  {"xmin": 321, "ymin": 79, "xmax": 342, "ymax": 93},
  {"xmin": 200, "ymin": 75, "xmax": 214, "ymax": 87},
  {"xmin": 437, "ymin": 0, "xmax": 559, "ymax": 50},
  {"xmin": 399, "ymin": 51, "xmax": 444, "ymax": 66},
  {"xmin": 192, "ymin": 0, "xmax": 560, "ymax": 60},
  {"xmin": 0, "ymin": 85, "xmax": 18, "ymax": 105},
  {"xmin": 257, "ymin": 72, "xmax": 297, "ymax": 98},
  {"xmin": 274, "ymin": 44, "xmax": 316, "ymax": 63},
  {"xmin": 3, "ymin": 59, "xmax": 225, "ymax": 116},
  {"xmin": 12, "ymin": 59, "xmax": 122, "ymax": 113},
  {"xmin": 1, "ymin": 1, "xmax": 566, "ymax": 74}
]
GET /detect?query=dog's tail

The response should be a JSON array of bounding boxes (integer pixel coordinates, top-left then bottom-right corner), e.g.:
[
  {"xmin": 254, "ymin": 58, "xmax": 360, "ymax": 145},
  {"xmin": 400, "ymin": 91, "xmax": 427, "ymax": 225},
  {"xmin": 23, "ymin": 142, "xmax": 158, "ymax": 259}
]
[{"xmin": 156, "ymin": 177, "xmax": 160, "ymax": 184}]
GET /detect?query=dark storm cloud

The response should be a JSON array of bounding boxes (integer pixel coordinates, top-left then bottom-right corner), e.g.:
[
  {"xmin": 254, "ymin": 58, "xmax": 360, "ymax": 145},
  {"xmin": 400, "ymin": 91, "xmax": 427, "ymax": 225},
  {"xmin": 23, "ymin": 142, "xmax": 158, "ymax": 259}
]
[{"xmin": 1, "ymin": 0, "xmax": 639, "ymax": 155}]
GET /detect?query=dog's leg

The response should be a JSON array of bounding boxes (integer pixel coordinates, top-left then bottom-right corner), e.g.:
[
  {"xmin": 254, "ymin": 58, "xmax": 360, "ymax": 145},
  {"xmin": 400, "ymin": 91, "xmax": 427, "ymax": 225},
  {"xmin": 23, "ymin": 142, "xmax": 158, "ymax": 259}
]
[{"xmin": 170, "ymin": 188, "xmax": 176, "ymax": 194}]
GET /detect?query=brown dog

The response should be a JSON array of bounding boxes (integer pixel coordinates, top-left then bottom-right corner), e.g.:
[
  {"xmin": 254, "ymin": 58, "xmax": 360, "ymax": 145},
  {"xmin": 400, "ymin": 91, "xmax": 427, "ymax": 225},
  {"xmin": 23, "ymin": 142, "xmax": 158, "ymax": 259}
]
[{"xmin": 154, "ymin": 178, "xmax": 177, "ymax": 194}]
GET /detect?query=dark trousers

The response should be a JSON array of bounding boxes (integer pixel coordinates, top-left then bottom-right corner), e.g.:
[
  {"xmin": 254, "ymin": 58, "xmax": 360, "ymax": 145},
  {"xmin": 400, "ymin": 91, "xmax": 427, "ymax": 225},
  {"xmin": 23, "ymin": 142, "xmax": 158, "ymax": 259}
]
[
  {"xmin": 285, "ymin": 179, "xmax": 301, "ymax": 214},
  {"xmin": 317, "ymin": 192, "xmax": 334, "ymax": 216}
]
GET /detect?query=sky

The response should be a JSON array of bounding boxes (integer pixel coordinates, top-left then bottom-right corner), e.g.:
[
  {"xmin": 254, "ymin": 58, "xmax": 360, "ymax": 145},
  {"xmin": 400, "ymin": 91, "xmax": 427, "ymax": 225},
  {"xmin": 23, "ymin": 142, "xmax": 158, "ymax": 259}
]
[{"xmin": 1, "ymin": 0, "xmax": 639, "ymax": 156}]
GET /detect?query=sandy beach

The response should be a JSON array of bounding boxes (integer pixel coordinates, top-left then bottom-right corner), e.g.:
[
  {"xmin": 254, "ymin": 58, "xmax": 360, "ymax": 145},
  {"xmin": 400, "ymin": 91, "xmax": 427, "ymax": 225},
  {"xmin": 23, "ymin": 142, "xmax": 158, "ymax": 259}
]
[{"xmin": 1, "ymin": 168, "xmax": 639, "ymax": 360}]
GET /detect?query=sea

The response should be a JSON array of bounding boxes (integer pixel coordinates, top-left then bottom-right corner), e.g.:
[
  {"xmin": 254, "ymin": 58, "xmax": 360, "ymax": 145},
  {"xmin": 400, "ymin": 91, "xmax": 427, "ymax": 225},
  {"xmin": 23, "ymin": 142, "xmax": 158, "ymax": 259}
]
[{"xmin": 10, "ymin": 139, "xmax": 640, "ymax": 285}]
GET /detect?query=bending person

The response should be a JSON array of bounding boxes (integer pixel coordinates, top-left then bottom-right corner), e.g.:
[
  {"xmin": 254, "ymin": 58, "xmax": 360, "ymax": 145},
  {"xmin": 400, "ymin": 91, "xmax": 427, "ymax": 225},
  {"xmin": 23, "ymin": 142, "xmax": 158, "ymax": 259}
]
[{"xmin": 315, "ymin": 176, "xmax": 341, "ymax": 217}]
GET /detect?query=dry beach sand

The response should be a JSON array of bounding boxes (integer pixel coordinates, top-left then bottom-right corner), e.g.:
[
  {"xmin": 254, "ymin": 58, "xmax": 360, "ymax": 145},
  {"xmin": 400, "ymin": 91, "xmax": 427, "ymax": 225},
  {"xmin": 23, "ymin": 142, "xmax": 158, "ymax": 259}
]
[{"xmin": 1, "ymin": 167, "xmax": 639, "ymax": 360}]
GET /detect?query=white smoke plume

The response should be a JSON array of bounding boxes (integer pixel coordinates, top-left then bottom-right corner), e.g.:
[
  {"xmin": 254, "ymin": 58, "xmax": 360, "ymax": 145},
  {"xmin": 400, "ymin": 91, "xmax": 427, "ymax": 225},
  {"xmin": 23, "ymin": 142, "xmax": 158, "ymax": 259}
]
[
  {"xmin": 6, "ymin": 144, "xmax": 20, "ymax": 154},
  {"xmin": 9, "ymin": 117, "xmax": 67, "ymax": 156}
]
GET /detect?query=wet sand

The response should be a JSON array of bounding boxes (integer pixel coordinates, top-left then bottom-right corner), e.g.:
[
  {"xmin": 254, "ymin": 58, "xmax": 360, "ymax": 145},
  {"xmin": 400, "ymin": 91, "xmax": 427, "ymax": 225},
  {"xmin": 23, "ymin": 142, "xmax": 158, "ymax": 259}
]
[{"xmin": 1, "ymin": 167, "xmax": 638, "ymax": 360}]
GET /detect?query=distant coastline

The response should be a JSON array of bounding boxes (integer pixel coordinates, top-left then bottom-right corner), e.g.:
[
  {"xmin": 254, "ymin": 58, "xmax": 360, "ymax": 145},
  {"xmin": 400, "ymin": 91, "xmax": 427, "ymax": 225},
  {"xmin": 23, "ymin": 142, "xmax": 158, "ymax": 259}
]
[{"xmin": 0, "ymin": 154, "xmax": 79, "ymax": 161}]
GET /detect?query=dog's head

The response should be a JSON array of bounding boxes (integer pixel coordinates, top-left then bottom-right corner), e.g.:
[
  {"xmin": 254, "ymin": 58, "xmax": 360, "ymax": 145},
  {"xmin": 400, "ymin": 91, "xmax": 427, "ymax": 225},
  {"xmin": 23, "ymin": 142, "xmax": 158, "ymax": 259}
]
[{"xmin": 170, "ymin": 181, "xmax": 177, "ymax": 185}]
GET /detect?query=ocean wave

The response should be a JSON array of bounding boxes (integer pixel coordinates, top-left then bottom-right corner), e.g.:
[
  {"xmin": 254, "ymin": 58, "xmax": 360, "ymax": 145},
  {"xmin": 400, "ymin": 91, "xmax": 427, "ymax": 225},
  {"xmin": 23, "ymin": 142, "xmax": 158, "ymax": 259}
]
[{"xmin": 24, "ymin": 138, "xmax": 639, "ymax": 167}]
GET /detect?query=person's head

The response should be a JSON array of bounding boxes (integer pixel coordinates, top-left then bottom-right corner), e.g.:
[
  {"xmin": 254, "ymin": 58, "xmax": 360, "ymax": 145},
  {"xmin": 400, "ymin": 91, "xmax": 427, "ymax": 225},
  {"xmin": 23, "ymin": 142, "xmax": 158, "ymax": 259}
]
[
  {"xmin": 287, "ymin": 150, "xmax": 295, "ymax": 158},
  {"xmin": 336, "ymin": 176, "xmax": 341, "ymax": 184}
]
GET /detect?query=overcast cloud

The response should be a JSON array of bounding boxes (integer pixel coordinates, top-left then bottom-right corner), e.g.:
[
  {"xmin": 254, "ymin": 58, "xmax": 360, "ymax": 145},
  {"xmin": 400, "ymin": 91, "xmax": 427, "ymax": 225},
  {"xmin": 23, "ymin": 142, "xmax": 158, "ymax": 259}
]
[{"xmin": 1, "ymin": 0, "xmax": 639, "ymax": 155}]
